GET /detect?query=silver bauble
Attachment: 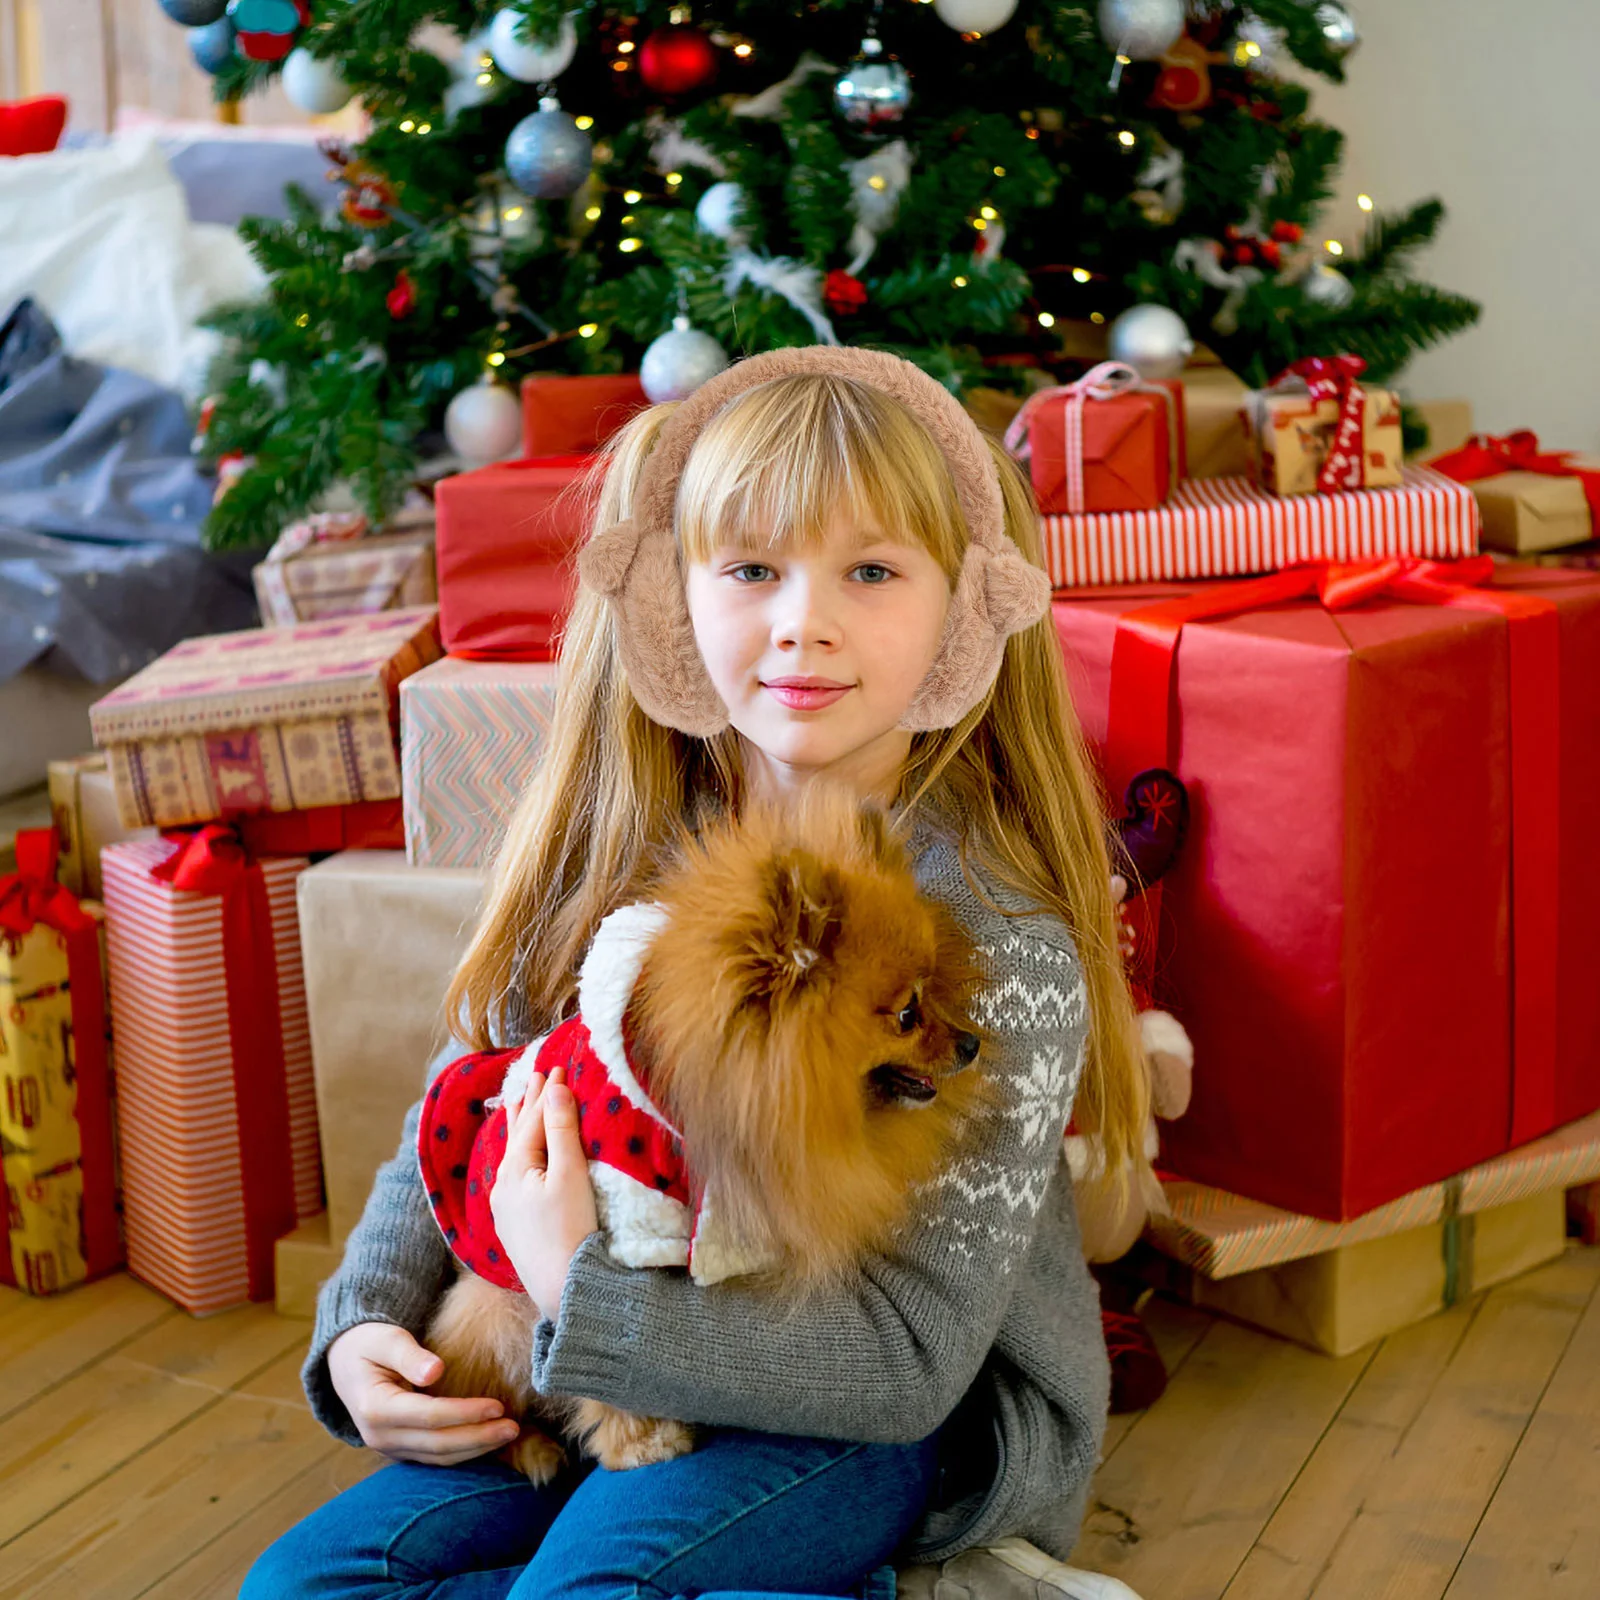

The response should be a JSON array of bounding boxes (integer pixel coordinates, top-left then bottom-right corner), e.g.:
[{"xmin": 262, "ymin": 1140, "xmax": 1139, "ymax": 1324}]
[
  {"xmin": 188, "ymin": 18, "xmax": 237, "ymax": 75},
  {"xmin": 1313, "ymin": 2, "xmax": 1360, "ymax": 58},
  {"xmin": 505, "ymin": 101, "xmax": 593, "ymax": 199},
  {"xmin": 159, "ymin": 0, "xmax": 228, "ymax": 23},
  {"xmin": 445, "ymin": 381, "xmax": 523, "ymax": 465},
  {"xmin": 1107, "ymin": 303, "xmax": 1194, "ymax": 379},
  {"xmin": 932, "ymin": 0, "xmax": 1020, "ymax": 33},
  {"xmin": 488, "ymin": 7, "xmax": 578, "ymax": 83},
  {"xmin": 1098, "ymin": 0, "xmax": 1186, "ymax": 60},
  {"xmin": 640, "ymin": 317, "xmax": 730, "ymax": 403},
  {"xmin": 281, "ymin": 48, "xmax": 352, "ymax": 114},
  {"xmin": 833, "ymin": 49, "xmax": 913, "ymax": 131},
  {"xmin": 1302, "ymin": 263, "xmax": 1355, "ymax": 310},
  {"xmin": 694, "ymin": 181, "xmax": 748, "ymax": 243}
]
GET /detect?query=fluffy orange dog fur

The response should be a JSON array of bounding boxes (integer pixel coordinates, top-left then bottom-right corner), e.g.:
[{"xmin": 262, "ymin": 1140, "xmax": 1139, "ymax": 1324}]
[{"xmin": 424, "ymin": 788, "xmax": 992, "ymax": 1481}]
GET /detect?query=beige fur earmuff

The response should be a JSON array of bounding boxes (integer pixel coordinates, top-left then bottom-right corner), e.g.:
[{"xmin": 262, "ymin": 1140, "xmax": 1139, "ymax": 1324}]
[{"xmin": 576, "ymin": 345, "xmax": 1052, "ymax": 736}]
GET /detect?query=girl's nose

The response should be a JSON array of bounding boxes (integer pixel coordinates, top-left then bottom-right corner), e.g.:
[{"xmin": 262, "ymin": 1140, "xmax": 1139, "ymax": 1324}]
[{"xmin": 772, "ymin": 574, "xmax": 839, "ymax": 649}]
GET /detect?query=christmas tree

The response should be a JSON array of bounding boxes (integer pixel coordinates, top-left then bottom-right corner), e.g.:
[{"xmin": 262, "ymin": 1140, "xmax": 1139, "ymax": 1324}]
[{"xmin": 181, "ymin": 0, "xmax": 1479, "ymax": 549}]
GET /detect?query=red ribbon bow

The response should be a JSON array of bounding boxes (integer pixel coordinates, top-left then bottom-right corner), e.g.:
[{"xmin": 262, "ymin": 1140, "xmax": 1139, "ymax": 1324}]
[
  {"xmin": 1267, "ymin": 354, "xmax": 1371, "ymax": 495},
  {"xmin": 0, "ymin": 829, "xmax": 93, "ymax": 945},
  {"xmin": 151, "ymin": 825, "xmax": 297, "ymax": 1302},
  {"xmin": 1106, "ymin": 555, "xmax": 1560, "ymax": 1150},
  {"xmin": 1430, "ymin": 431, "xmax": 1600, "ymax": 532}
]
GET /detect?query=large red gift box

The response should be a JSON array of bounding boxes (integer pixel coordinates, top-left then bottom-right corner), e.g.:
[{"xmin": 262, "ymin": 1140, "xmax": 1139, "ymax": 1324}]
[
  {"xmin": 435, "ymin": 455, "xmax": 598, "ymax": 660},
  {"xmin": 521, "ymin": 373, "xmax": 647, "ymax": 459},
  {"xmin": 1054, "ymin": 562, "xmax": 1600, "ymax": 1220}
]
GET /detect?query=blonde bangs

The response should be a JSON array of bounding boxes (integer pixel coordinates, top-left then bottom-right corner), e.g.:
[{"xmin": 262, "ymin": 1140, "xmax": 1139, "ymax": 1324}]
[{"xmin": 675, "ymin": 374, "xmax": 967, "ymax": 581}]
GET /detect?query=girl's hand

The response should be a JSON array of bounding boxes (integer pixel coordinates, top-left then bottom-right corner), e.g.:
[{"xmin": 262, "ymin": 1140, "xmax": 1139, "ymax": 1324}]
[
  {"xmin": 326, "ymin": 1322, "xmax": 521, "ymax": 1465},
  {"xmin": 491, "ymin": 1066, "xmax": 601, "ymax": 1322}
]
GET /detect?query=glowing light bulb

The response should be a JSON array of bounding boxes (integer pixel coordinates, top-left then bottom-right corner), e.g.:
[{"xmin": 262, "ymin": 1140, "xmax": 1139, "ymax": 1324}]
[
  {"xmin": 1117, "ymin": 130, "xmax": 1136, "ymax": 148},
  {"xmin": 868, "ymin": 175, "xmax": 887, "ymax": 191},
  {"xmin": 416, "ymin": 123, "xmax": 432, "ymax": 135},
  {"xmin": 618, "ymin": 40, "xmax": 635, "ymax": 53},
  {"xmin": 399, "ymin": 119, "xmax": 416, "ymax": 132},
  {"xmin": 992, "ymin": 165, "xmax": 1006, "ymax": 177},
  {"xmin": 621, "ymin": 214, "xmax": 636, "ymax": 225},
  {"xmin": 503, "ymin": 206, "xmax": 524, "ymax": 221},
  {"xmin": 980, "ymin": 205, "xmax": 998, "ymax": 220},
  {"xmin": 487, "ymin": 351, "xmax": 506, "ymax": 367},
  {"xmin": 579, "ymin": 323, "xmax": 599, "ymax": 337},
  {"xmin": 625, "ymin": 190, "xmax": 643, "ymax": 203},
  {"xmin": 1325, "ymin": 238, "xmax": 1344, "ymax": 256},
  {"xmin": 1072, "ymin": 267, "xmax": 1091, "ymax": 283},
  {"xmin": 584, "ymin": 205, "xmax": 603, "ymax": 220},
  {"xmin": 1090, "ymin": 311, "xmax": 1106, "ymax": 325},
  {"xmin": 1357, "ymin": 193, "xmax": 1374, "ymax": 211},
  {"xmin": 734, "ymin": 42, "xmax": 752, "ymax": 57},
  {"xmin": 973, "ymin": 218, "xmax": 988, "ymax": 231},
  {"xmin": 1038, "ymin": 312, "xmax": 1056, "ymax": 328},
  {"xmin": 619, "ymin": 237, "xmax": 642, "ymax": 253},
  {"xmin": 476, "ymin": 72, "xmax": 493, "ymax": 85},
  {"xmin": 666, "ymin": 171, "xmax": 683, "ymax": 185},
  {"xmin": 952, "ymin": 275, "xmax": 969, "ymax": 288},
  {"xmin": 295, "ymin": 313, "xmax": 310, "ymax": 328},
  {"xmin": 574, "ymin": 115, "xmax": 594, "ymax": 130}
]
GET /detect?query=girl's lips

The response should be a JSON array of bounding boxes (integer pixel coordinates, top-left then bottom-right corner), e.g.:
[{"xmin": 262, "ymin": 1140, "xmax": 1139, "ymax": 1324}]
[{"xmin": 764, "ymin": 684, "xmax": 852, "ymax": 711}]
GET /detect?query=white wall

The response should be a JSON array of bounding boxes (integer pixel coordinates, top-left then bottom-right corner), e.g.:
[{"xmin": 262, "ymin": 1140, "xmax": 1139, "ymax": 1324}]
[{"xmin": 1311, "ymin": 1, "xmax": 1600, "ymax": 452}]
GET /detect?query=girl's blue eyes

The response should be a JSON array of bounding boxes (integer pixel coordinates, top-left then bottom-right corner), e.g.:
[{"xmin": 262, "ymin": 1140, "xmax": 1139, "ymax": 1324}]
[{"xmin": 728, "ymin": 562, "xmax": 894, "ymax": 584}]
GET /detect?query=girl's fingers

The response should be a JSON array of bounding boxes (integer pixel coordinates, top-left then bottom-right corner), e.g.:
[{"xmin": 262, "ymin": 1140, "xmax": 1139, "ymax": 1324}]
[
  {"xmin": 376, "ymin": 1419, "xmax": 523, "ymax": 1462},
  {"xmin": 499, "ymin": 1070, "xmax": 549, "ymax": 1183},
  {"xmin": 368, "ymin": 1382, "xmax": 507, "ymax": 1431}
]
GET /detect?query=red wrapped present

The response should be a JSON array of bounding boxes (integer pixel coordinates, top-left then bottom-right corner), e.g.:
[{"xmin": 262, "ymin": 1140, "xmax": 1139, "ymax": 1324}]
[
  {"xmin": 101, "ymin": 829, "xmax": 322, "ymax": 1313},
  {"xmin": 435, "ymin": 454, "xmax": 598, "ymax": 661},
  {"xmin": 1, "ymin": 830, "xmax": 121, "ymax": 1295},
  {"xmin": 1004, "ymin": 361, "xmax": 1184, "ymax": 516},
  {"xmin": 521, "ymin": 373, "xmax": 648, "ymax": 459},
  {"xmin": 236, "ymin": 799, "xmax": 404, "ymax": 855},
  {"xmin": 1054, "ymin": 559, "xmax": 1600, "ymax": 1220}
]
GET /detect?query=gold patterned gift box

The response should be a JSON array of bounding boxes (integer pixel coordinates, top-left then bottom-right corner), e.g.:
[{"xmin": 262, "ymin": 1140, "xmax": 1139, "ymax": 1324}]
[
  {"xmin": 252, "ymin": 509, "xmax": 438, "ymax": 628},
  {"xmin": 1249, "ymin": 372, "xmax": 1404, "ymax": 497},
  {"xmin": 88, "ymin": 609, "xmax": 442, "ymax": 829}
]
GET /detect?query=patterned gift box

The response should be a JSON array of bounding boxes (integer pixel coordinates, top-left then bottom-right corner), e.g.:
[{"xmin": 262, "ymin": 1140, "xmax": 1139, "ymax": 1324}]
[
  {"xmin": 1250, "ymin": 384, "xmax": 1404, "ymax": 497},
  {"xmin": 101, "ymin": 833, "xmax": 322, "ymax": 1313},
  {"xmin": 1041, "ymin": 464, "xmax": 1479, "ymax": 588},
  {"xmin": 252, "ymin": 512, "xmax": 438, "ymax": 628},
  {"xmin": 88, "ymin": 609, "xmax": 442, "ymax": 829},
  {"xmin": 401, "ymin": 656, "xmax": 559, "ymax": 869},
  {"xmin": 49, "ymin": 752, "xmax": 156, "ymax": 900},
  {"xmin": 1, "ymin": 831, "xmax": 122, "ymax": 1296}
]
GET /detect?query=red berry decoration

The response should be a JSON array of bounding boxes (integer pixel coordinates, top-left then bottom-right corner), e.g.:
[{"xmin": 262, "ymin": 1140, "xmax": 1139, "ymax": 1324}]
[
  {"xmin": 1232, "ymin": 243, "xmax": 1255, "ymax": 266},
  {"xmin": 386, "ymin": 269, "xmax": 417, "ymax": 320},
  {"xmin": 1271, "ymin": 219, "xmax": 1304, "ymax": 244},
  {"xmin": 637, "ymin": 24, "xmax": 718, "ymax": 96},
  {"xmin": 823, "ymin": 270, "xmax": 868, "ymax": 317},
  {"xmin": 1259, "ymin": 239, "xmax": 1283, "ymax": 269}
]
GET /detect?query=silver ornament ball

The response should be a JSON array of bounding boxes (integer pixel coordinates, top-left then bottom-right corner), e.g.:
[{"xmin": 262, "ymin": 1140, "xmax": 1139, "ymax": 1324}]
[
  {"xmin": 445, "ymin": 381, "xmax": 523, "ymax": 465},
  {"xmin": 159, "ymin": 0, "xmax": 228, "ymax": 24},
  {"xmin": 1302, "ymin": 262, "xmax": 1355, "ymax": 310},
  {"xmin": 1098, "ymin": 0, "xmax": 1186, "ymax": 60},
  {"xmin": 505, "ymin": 103, "xmax": 593, "ymax": 199},
  {"xmin": 281, "ymin": 48, "xmax": 352, "ymax": 114},
  {"xmin": 1313, "ymin": 2, "xmax": 1360, "ymax": 58},
  {"xmin": 833, "ymin": 56, "xmax": 913, "ymax": 130},
  {"xmin": 932, "ymin": 0, "xmax": 1020, "ymax": 33},
  {"xmin": 640, "ymin": 317, "xmax": 730, "ymax": 403},
  {"xmin": 188, "ymin": 17, "xmax": 237, "ymax": 75},
  {"xmin": 488, "ymin": 7, "xmax": 578, "ymax": 83},
  {"xmin": 1107, "ymin": 303, "xmax": 1194, "ymax": 379}
]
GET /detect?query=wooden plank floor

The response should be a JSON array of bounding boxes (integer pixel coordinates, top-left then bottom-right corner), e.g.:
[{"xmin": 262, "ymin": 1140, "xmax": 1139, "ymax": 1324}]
[{"xmin": 2, "ymin": 1249, "xmax": 1596, "ymax": 1599}]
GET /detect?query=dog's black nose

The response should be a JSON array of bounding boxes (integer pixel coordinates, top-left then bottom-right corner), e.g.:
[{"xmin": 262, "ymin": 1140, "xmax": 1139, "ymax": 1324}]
[{"xmin": 954, "ymin": 1031, "xmax": 980, "ymax": 1065}]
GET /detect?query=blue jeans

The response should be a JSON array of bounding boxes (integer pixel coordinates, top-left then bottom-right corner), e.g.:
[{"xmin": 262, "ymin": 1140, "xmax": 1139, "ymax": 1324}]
[{"xmin": 241, "ymin": 1426, "xmax": 941, "ymax": 1600}]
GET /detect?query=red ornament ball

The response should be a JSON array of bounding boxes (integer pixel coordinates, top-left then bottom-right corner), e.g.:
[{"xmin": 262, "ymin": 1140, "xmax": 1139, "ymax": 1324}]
[
  {"xmin": 637, "ymin": 24, "xmax": 718, "ymax": 96},
  {"xmin": 386, "ymin": 269, "xmax": 417, "ymax": 320},
  {"xmin": 824, "ymin": 270, "xmax": 868, "ymax": 317},
  {"xmin": 1271, "ymin": 219, "xmax": 1304, "ymax": 244}
]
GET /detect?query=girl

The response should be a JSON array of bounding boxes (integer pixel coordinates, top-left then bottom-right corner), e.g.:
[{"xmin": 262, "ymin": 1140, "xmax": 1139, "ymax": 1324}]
[{"xmin": 245, "ymin": 346, "xmax": 1148, "ymax": 1600}]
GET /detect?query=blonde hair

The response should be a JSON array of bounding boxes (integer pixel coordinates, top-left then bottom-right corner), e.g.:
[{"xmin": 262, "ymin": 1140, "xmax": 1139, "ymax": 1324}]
[{"xmin": 444, "ymin": 374, "xmax": 1149, "ymax": 1177}]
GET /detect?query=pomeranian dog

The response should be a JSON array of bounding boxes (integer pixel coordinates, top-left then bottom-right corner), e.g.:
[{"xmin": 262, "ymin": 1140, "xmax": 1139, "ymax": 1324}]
[{"xmin": 419, "ymin": 786, "xmax": 990, "ymax": 1483}]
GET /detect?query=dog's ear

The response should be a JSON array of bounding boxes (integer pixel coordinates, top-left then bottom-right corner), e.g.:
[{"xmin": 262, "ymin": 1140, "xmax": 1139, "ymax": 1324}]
[{"xmin": 762, "ymin": 852, "xmax": 845, "ymax": 982}]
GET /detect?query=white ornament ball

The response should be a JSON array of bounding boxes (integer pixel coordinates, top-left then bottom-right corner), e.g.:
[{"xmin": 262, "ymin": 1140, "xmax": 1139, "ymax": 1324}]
[
  {"xmin": 445, "ymin": 381, "xmax": 523, "ymax": 465},
  {"xmin": 933, "ymin": 0, "xmax": 1020, "ymax": 33},
  {"xmin": 640, "ymin": 317, "xmax": 730, "ymax": 403},
  {"xmin": 1314, "ymin": 2, "xmax": 1360, "ymax": 58},
  {"xmin": 1302, "ymin": 263, "xmax": 1355, "ymax": 310},
  {"xmin": 694, "ymin": 182, "xmax": 747, "ymax": 243},
  {"xmin": 1097, "ymin": 0, "xmax": 1186, "ymax": 60},
  {"xmin": 489, "ymin": 7, "xmax": 578, "ymax": 84},
  {"xmin": 1107, "ymin": 303, "xmax": 1194, "ymax": 379},
  {"xmin": 281, "ymin": 48, "xmax": 352, "ymax": 114}
]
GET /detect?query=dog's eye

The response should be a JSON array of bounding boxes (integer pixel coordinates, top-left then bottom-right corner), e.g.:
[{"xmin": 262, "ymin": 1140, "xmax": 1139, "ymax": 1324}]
[{"xmin": 896, "ymin": 999, "xmax": 920, "ymax": 1033}]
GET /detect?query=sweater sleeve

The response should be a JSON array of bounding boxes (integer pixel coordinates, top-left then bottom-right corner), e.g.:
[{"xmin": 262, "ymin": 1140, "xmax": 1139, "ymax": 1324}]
[
  {"xmin": 531, "ymin": 904, "xmax": 1089, "ymax": 1445},
  {"xmin": 301, "ymin": 1054, "xmax": 459, "ymax": 1444}
]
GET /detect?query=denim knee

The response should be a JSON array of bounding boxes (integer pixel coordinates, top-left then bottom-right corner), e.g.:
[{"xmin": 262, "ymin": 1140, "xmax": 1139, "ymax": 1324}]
[{"xmin": 240, "ymin": 1527, "xmax": 323, "ymax": 1600}]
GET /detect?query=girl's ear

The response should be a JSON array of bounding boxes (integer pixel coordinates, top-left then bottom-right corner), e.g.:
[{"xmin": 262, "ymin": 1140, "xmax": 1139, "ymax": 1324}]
[{"xmin": 577, "ymin": 519, "xmax": 642, "ymax": 596}]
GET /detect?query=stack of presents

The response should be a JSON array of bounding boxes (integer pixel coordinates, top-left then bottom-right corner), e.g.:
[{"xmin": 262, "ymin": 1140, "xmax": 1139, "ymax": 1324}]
[{"xmin": 6, "ymin": 352, "xmax": 1600, "ymax": 1377}]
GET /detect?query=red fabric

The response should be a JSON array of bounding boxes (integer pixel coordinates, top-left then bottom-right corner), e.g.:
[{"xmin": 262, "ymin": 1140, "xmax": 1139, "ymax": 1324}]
[
  {"xmin": 0, "ymin": 829, "xmax": 121, "ymax": 1289},
  {"xmin": 1431, "ymin": 430, "xmax": 1600, "ymax": 533},
  {"xmin": 1053, "ymin": 563, "xmax": 1600, "ymax": 1220},
  {"xmin": 1016, "ymin": 384, "xmax": 1180, "ymax": 515},
  {"xmin": 418, "ymin": 1020, "xmax": 689, "ymax": 1291},
  {"xmin": 150, "ymin": 826, "xmax": 296, "ymax": 1301},
  {"xmin": 234, "ymin": 798, "xmax": 404, "ymax": 854},
  {"xmin": 0, "ymin": 97, "xmax": 67, "ymax": 158},
  {"xmin": 520, "ymin": 374, "xmax": 648, "ymax": 460},
  {"xmin": 435, "ymin": 455, "xmax": 598, "ymax": 661}
]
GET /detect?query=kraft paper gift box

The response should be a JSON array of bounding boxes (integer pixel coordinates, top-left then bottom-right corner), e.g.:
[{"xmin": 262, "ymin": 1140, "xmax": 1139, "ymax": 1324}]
[
  {"xmin": 0, "ymin": 830, "xmax": 121, "ymax": 1295},
  {"xmin": 1142, "ymin": 1108, "xmax": 1600, "ymax": 1355},
  {"xmin": 88, "ymin": 609, "xmax": 442, "ymax": 830},
  {"xmin": 435, "ymin": 455, "xmax": 596, "ymax": 661},
  {"xmin": 1251, "ymin": 379, "xmax": 1404, "ymax": 497},
  {"xmin": 1052, "ymin": 564, "xmax": 1600, "ymax": 1221},
  {"xmin": 1178, "ymin": 360, "xmax": 1255, "ymax": 481},
  {"xmin": 252, "ymin": 510, "xmax": 438, "ymax": 628},
  {"xmin": 101, "ymin": 832, "xmax": 323, "ymax": 1314},
  {"xmin": 296, "ymin": 850, "xmax": 485, "ymax": 1247},
  {"xmin": 401, "ymin": 656, "xmax": 559, "ymax": 869},
  {"xmin": 49, "ymin": 753, "xmax": 156, "ymax": 900},
  {"xmin": 1038, "ymin": 464, "xmax": 1479, "ymax": 588},
  {"xmin": 1465, "ymin": 473, "xmax": 1595, "ymax": 555},
  {"xmin": 521, "ymin": 372, "xmax": 647, "ymax": 459}
]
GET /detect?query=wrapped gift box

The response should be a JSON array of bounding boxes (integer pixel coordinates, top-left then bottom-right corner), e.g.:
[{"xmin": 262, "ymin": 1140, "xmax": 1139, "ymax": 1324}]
[
  {"xmin": 521, "ymin": 372, "xmax": 647, "ymax": 459},
  {"xmin": 102, "ymin": 833, "xmax": 322, "ymax": 1313},
  {"xmin": 1040, "ymin": 464, "xmax": 1479, "ymax": 588},
  {"xmin": 1, "ymin": 831, "xmax": 121, "ymax": 1295},
  {"xmin": 297, "ymin": 850, "xmax": 485, "ymax": 1246},
  {"xmin": 1251, "ymin": 382, "xmax": 1404, "ymax": 497},
  {"xmin": 1053, "ymin": 565, "xmax": 1600, "ymax": 1220},
  {"xmin": 1467, "ymin": 473, "xmax": 1594, "ymax": 554},
  {"xmin": 253, "ymin": 512, "xmax": 437, "ymax": 628},
  {"xmin": 435, "ymin": 456, "xmax": 597, "ymax": 661},
  {"xmin": 401, "ymin": 656, "xmax": 559, "ymax": 869},
  {"xmin": 1178, "ymin": 360, "xmax": 1254, "ymax": 481},
  {"xmin": 49, "ymin": 753, "xmax": 156, "ymax": 900},
  {"xmin": 88, "ymin": 609, "xmax": 441, "ymax": 829}
]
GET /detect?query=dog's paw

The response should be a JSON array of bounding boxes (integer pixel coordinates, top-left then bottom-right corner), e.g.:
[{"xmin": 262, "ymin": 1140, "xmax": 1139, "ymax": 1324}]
[
  {"xmin": 581, "ymin": 1403, "xmax": 695, "ymax": 1471},
  {"xmin": 505, "ymin": 1428, "xmax": 568, "ymax": 1486}
]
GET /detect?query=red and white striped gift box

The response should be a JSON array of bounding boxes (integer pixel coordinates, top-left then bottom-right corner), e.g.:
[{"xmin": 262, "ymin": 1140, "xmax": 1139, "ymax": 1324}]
[
  {"xmin": 1040, "ymin": 463, "xmax": 1481, "ymax": 589},
  {"xmin": 101, "ymin": 838, "xmax": 320, "ymax": 1315}
]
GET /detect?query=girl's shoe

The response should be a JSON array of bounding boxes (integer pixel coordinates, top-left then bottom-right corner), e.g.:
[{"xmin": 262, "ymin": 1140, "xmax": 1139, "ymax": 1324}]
[{"xmin": 898, "ymin": 1538, "xmax": 1144, "ymax": 1600}]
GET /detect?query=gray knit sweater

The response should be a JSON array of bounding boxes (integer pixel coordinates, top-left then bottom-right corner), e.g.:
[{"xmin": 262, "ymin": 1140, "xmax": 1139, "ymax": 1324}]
[{"xmin": 303, "ymin": 808, "xmax": 1109, "ymax": 1564}]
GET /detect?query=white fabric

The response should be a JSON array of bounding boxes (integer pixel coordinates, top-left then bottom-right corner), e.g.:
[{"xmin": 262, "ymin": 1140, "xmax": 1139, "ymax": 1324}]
[{"xmin": 0, "ymin": 137, "xmax": 265, "ymax": 400}]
